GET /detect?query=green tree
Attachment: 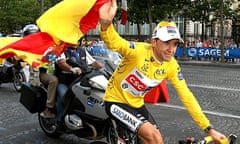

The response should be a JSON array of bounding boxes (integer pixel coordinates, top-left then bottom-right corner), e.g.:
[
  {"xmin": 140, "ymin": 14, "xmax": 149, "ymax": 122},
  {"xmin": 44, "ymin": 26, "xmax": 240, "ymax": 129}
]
[
  {"xmin": 173, "ymin": 0, "xmax": 235, "ymax": 41},
  {"xmin": 0, "ymin": 0, "xmax": 60, "ymax": 35},
  {"xmin": 0, "ymin": 0, "xmax": 39, "ymax": 34},
  {"xmin": 0, "ymin": 0, "xmax": 238, "ymax": 37},
  {"xmin": 122, "ymin": 0, "xmax": 180, "ymax": 36},
  {"xmin": 38, "ymin": 0, "xmax": 61, "ymax": 14}
]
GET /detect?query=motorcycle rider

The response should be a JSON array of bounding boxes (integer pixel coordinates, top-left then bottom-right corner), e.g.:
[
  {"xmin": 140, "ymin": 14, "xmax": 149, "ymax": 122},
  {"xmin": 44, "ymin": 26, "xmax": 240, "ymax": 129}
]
[
  {"xmin": 55, "ymin": 37, "xmax": 103, "ymax": 126},
  {"xmin": 23, "ymin": 24, "xmax": 58, "ymax": 118},
  {"xmin": 98, "ymin": 1, "xmax": 226, "ymax": 144}
]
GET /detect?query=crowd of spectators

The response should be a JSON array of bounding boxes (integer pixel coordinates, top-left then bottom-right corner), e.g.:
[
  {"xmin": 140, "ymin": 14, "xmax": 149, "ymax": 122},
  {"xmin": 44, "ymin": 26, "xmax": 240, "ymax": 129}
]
[
  {"xmin": 182, "ymin": 37, "xmax": 240, "ymax": 63},
  {"xmin": 184, "ymin": 37, "xmax": 238, "ymax": 49},
  {"xmin": 63, "ymin": 37, "xmax": 240, "ymax": 63}
]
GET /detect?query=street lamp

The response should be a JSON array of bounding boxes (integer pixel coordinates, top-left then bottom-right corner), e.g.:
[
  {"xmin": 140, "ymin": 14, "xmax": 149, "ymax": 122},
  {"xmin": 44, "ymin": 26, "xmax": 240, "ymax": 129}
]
[
  {"xmin": 182, "ymin": 2, "xmax": 189, "ymax": 60},
  {"xmin": 209, "ymin": 12, "xmax": 214, "ymax": 40},
  {"xmin": 220, "ymin": 0, "xmax": 224, "ymax": 63}
]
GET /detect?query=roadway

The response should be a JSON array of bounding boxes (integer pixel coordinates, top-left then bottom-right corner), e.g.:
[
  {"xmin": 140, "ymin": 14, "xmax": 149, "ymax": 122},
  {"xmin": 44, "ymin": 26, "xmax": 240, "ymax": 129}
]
[{"xmin": 0, "ymin": 62, "xmax": 240, "ymax": 144}]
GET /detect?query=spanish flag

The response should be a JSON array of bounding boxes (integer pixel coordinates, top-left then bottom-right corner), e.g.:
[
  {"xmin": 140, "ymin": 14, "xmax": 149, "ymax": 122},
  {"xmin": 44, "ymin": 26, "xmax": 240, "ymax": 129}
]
[
  {"xmin": 0, "ymin": 0, "xmax": 109, "ymax": 67},
  {"xmin": 37, "ymin": 0, "xmax": 109, "ymax": 45},
  {"xmin": 0, "ymin": 33, "xmax": 65, "ymax": 67},
  {"xmin": 0, "ymin": 37, "xmax": 22, "ymax": 48},
  {"xmin": 0, "ymin": 37, "xmax": 22, "ymax": 65}
]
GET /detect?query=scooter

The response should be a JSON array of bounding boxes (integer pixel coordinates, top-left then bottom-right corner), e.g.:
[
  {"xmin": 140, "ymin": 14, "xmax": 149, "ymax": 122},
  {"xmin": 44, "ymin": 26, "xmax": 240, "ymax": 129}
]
[
  {"xmin": 0, "ymin": 58, "xmax": 27, "ymax": 92},
  {"xmin": 20, "ymin": 61, "xmax": 143, "ymax": 144}
]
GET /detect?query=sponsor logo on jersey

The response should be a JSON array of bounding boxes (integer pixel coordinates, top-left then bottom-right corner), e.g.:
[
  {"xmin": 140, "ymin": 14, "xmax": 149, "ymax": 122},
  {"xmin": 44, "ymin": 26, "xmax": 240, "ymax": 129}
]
[
  {"xmin": 141, "ymin": 64, "xmax": 149, "ymax": 72},
  {"xmin": 177, "ymin": 67, "xmax": 184, "ymax": 80},
  {"xmin": 110, "ymin": 104, "xmax": 142, "ymax": 132},
  {"xmin": 121, "ymin": 68, "xmax": 161, "ymax": 96},
  {"xmin": 178, "ymin": 72, "xmax": 184, "ymax": 80},
  {"xmin": 129, "ymin": 41, "xmax": 135, "ymax": 49},
  {"xmin": 125, "ymin": 74, "xmax": 147, "ymax": 91},
  {"xmin": 154, "ymin": 69, "xmax": 165, "ymax": 79}
]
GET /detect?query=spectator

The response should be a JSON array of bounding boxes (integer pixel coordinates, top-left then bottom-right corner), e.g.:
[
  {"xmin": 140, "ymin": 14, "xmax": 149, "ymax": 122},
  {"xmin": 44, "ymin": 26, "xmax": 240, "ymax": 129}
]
[
  {"xmin": 55, "ymin": 38, "xmax": 103, "ymax": 125},
  {"xmin": 23, "ymin": 24, "xmax": 58, "ymax": 118}
]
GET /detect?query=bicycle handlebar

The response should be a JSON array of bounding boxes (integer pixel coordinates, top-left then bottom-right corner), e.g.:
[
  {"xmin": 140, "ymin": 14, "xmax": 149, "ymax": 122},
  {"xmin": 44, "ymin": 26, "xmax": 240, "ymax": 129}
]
[
  {"xmin": 179, "ymin": 134, "xmax": 237, "ymax": 144},
  {"xmin": 205, "ymin": 136, "xmax": 228, "ymax": 144}
]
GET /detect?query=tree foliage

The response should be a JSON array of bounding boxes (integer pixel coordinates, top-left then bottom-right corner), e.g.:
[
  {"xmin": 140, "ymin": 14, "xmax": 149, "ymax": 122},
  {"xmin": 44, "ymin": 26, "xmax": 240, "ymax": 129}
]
[
  {"xmin": 0, "ymin": 0, "xmax": 60, "ymax": 34},
  {"xmin": 0, "ymin": 0, "xmax": 239, "ymax": 36},
  {"xmin": 126, "ymin": 0, "xmax": 182, "ymax": 24}
]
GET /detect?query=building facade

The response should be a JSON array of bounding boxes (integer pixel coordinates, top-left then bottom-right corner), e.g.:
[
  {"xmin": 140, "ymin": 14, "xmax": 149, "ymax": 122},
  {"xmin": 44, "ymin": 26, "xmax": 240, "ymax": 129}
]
[{"xmin": 88, "ymin": 1, "xmax": 239, "ymax": 43}]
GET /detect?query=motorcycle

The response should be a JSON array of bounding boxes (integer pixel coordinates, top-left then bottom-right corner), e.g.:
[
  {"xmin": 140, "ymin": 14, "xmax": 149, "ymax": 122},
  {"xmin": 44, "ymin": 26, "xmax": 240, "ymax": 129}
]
[
  {"xmin": 0, "ymin": 58, "xmax": 27, "ymax": 92},
  {"xmin": 20, "ymin": 58, "xmax": 143, "ymax": 144}
]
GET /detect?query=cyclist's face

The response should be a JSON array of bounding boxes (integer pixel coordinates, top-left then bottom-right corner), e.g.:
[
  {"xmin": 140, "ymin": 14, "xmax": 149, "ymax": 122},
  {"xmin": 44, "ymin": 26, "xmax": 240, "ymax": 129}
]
[{"xmin": 151, "ymin": 38, "xmax": 179, "ymax": 62}]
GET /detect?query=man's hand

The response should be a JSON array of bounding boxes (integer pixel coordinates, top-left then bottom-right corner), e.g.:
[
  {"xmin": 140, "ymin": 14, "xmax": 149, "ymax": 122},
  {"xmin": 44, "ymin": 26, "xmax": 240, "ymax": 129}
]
[
  {"xmin": 29, "ymin": 67, "xmax": 41, "ymax": 87},
  {"xmin": 99, "ymin": 0, "xmax": 117, "ymax": 31},
  {"xmin": 20, "ymin": 62, "xmax": 27, "ymax": 68},
  {"xmin": 70, "ymin": 67, "xmax": 82, "ymax": 75},
  {"xmin": 208, "ymin": 129, "xmax": 227, "ymax": 144}
]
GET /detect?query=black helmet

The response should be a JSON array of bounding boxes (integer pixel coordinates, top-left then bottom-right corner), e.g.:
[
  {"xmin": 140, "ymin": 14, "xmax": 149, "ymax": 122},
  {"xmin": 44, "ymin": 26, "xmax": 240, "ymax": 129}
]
[{"xmin": 22, "ymin": 24, "xmax": 40, "ymax": 37}]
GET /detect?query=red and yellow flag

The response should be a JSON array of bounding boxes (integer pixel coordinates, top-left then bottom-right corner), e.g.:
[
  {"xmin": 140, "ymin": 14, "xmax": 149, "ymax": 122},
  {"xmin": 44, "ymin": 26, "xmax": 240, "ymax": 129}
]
[
  {"xmin": 0, "ymin": 37, "xmax": 22, "ymax": 64},
  {"xmin": 0, "ymin": 32, "xmax": 66, "ymax": 67},
  {"xmin": 37, "ymin": 0, "xmax": 109, "ymax": 45},
  {"xmin": 0, "ymin": 37, "xmax": 22, "ymax": 48},
  {"xmin": 0, "ymin": 0, "xmax": 109, "ymax": 67}
]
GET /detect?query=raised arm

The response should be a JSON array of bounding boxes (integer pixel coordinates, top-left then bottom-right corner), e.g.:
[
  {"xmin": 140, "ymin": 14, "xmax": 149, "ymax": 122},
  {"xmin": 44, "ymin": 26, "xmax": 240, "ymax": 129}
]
[{"xmin": 99, "ymin": 0, "xmax": 118, "ymax": 31}]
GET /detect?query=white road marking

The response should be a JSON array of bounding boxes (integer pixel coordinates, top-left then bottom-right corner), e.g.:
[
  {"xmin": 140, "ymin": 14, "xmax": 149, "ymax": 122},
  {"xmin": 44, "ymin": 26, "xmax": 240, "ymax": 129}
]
[
  {"xmin": 188, "ymin": 84, "xmax": 240, "ymax": 92},
  {"xmin": 0, "ymin": 127, "xmax": 6, "ymax": 131},
  {"xmin": 155, "ymin": 103, "xmax": 240, "ymax": 119}
]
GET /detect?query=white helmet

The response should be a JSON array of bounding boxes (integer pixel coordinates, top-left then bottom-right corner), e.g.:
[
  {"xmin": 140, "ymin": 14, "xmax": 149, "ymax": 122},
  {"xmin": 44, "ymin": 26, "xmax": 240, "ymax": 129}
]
[{"xmin": 22, "ymin": 24, "xmax": 40, "ymax": 36}]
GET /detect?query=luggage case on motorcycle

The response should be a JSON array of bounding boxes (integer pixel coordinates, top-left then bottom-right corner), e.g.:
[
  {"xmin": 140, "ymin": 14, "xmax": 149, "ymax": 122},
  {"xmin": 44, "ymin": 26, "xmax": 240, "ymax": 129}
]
[{"xmin": 20, "ymin": 83, "xmax": 47, "ymax": 113}]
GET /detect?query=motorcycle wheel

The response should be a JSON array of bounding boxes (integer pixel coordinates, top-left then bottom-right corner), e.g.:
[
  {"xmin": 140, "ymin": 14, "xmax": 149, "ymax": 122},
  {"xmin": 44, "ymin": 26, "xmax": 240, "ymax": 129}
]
[
  {"xmin": 106, "ymin": 123, "xmax": 143, "ymax": 144},
  {"xmin": 13, "ymin": 71, "xmax": 26, "ymax": 92},
  {"xmin": 38, "ymin": 113, "xmax": 62, "ymax": 138}
]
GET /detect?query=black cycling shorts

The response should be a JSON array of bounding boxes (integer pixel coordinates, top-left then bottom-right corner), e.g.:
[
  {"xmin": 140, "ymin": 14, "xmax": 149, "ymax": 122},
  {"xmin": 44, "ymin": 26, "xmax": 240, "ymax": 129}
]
[{"xmin": 105, "ymin": 102, "xmax": 159, "ymax": 133}]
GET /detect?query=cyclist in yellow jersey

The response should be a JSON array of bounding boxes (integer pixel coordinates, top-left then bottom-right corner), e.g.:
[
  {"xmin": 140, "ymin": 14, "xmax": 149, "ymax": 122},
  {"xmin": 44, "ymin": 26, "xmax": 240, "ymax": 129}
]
[{"xmin": 99, "ymin": 1, "xmax": 226, "ymax": 144}]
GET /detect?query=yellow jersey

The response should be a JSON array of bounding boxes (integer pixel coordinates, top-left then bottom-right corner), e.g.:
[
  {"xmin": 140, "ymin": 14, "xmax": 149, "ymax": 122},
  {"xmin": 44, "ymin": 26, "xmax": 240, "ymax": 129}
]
[{"xmin": 100, "ymin": 24, "xmax": 210, "ymax": 130}]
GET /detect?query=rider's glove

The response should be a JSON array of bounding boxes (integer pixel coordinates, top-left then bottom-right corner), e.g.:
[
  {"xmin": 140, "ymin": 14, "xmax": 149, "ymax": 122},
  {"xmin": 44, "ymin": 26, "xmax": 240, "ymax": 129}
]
[
  {"xmin": 29, "ymin": 67, "xmax": 41, "ymax": 87},
  {"xmin": 70, "ymin": 67, "xmax": 81, "ymax": 74}
]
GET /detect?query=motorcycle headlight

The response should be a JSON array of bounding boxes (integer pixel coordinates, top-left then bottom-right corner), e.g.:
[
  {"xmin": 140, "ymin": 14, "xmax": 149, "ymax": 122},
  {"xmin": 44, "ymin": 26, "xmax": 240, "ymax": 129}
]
[
  {"xmin": 88, "ymin": 75, "xmax": 108, "ymax": 90},
  {"xmin": 108, "ymin": 52, "xmax": 122, "ymax": 65}
]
